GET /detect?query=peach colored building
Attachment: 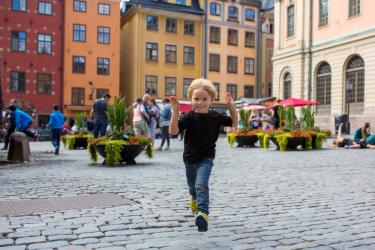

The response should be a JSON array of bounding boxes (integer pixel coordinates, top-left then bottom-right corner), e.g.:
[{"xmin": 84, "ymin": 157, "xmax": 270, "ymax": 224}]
[
  {"xmin": 206, "ymin": 0, "xmax": 260, "ymax": 110},
  {"xmin": 273, "ymin": 0, "xmax": 375, "ymax": 132},
  {"xmin": 63, "ymin": 0, "xmax": 120, "ymax": 117}
]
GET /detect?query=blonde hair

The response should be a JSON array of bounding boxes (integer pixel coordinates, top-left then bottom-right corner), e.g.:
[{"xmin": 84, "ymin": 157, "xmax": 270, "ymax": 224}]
[{"xmin": 187, "ymin": 78, "xmax": 217, "ymax": 100}]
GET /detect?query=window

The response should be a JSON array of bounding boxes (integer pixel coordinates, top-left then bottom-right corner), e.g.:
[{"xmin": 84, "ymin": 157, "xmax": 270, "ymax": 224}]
[
  {"xmin": 145, "ymin": 75, "xmax": 158, "ymax": 95},
  {"xmin": 287, "ymin": 5, "xmax": 295, "ymax": 37},
  {"xmin": 245, "ymin": 31, "xmax": 255, "ymax": 47},
  {"xmin": 244, "ymin": 85, "xmax": 254, "ymax": 98},
  {"xmin": 97, "ymin": 58, "xmax": 110, "ymax": 75},
  {"xmin": 228, "ymin": 29, "xmax": 238, "ymax": 46},
  {"xmin": 213, "ymin": 83, "xmax": 220, "ymax": 100},
  {"xmin": 38, "ymin": 2, "xmax": 52, "ymax": 15},
  {"xmin": 10, "ymin": 72, "xmax": 26, "ymax": 92},
  {"xmin": 11, "ymin": 31, "xmax": 26, "ymax": 52},
  {"xmin": 349, "ymin": 0, "xmax": 361, "ymax": 17},
  {"xmin": 316, "ymin": 63, "xmax": 331, "ymax": 107},
  {"xmin": 72, "ymin": 87, "xmax": 85, "ymax": 106},
  {"xmin": 146, "ymin": 42, "xmax": 158, "ymax": 61},
  {"xmin": 209, "ymin": 54, "xmax": 220, "ymax": 72},
  {"xmin": 37, "ymin": 34, "xmax": 52, "ymax": 54},
  {"xmin": 245, "ymin": 8, "xmax": 255, "ymax": 21},
  {"xmin": 176, "ymin": 0, "xmax": 185, "ymax": 5},
  {"xmin": 227, "ymin": 56, "xmax": 237, "ymax": 73},
  {"xmin": 183, "ymin": 46, "xmax": 194, "ymax": 64},
  {"xmin": 37, "ymin": 73, "xmax": 51, "ymax": 94},
  {"xmin": 73, "ymin": 0, "xmax": 86, "ymax": 12},
  {"xmin": 165, "ymin": 45, "xmax": 177, "ymax": 64},
  {"xmin": 73, "ymin": 24, "xmax": 86, "ymax": 42},
  {"xmin": 147, "ymin": 15, "xmax": 158, "ymax": 31},
  {"xmin": 165, "ymin": 77, "xmax": 177, "ymax": 96},
  {"xmin": 210, "ymin": 26, "xmax": 220, "ymax": 43},
  {"xmin": 244, "ymin": 58, "xmax": 254, "ymax": 75},
  {"xmin": 228, "ymin": 6, "xmax": 238, "ymax": 20},
  {"xmin": 284, "ymin": 73, "xmax": 291, "ymax": 98},
  {"xmin": 210, "ymin": 2, "xmax": 221, "ymax": 16},
  {"xmin": 166, "ymin": 18, "xmax": 177, "ymax": 33},
  {"xmin": 184, "ymin": 21, "xmax": 195, "ymax": 35},
  {"xmin": 96, "ymin": 88, "xmax": 109, "ymax": 99},
  {"xmin": 227, "ymin": 84, "xmax": 237, "ymax": 100},
  {"xmin": 98, "ymin": 3, "xmax": 110, "ymax": 15},
  {"xmin": 98, "ymin": 26, "xmax": 110, "ymax": 44},
  {"xmin": 12, "ymin": 0, "xmax": 26, "ymax": 11},
  {"xmin": 183, "ymin": 78, "xmax": 193, "ymax": 97},
  {"xmin": 72, "ymin": 56, "xmax": 85, "ymax": 73},
  {"xmin": 319, "ymin": 0, "xmax": 328, "ymax": 26},
  {"xmin": 346, "ymin": 56, "xmax": 364, "ymax": 104}
]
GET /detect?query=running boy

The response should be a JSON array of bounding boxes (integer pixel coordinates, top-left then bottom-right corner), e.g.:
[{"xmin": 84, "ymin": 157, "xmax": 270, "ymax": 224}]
[{"xmin": 169, "ymin": 78, "xmax": 238, "ymax": 232}]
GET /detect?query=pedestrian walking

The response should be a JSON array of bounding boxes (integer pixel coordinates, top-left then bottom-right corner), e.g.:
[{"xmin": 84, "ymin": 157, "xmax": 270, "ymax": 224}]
[
  {"xmin": 90, "ymin": 93, "xmax": 111, "ymax": 138},
  {"xmin": 156, "ymin": 98, "xmax": 172, "ymax": 151},
  {"xmin": 47, "ymin": 104, "xmax": 65, "ymax": 155},
  {"xmin": 133, "ymin": 98, "xmax": 150, "ymax": 136},
  {"xmin": 1, "ymin": 99, "xmax": 17, "ymax": 150},
  {"xmin": 147, "ymin": 99, "xmax": 160, "ymax": 145},
  {"xmin": 169, "ymin": 78, "xmax": 238, "ymax": 232}
]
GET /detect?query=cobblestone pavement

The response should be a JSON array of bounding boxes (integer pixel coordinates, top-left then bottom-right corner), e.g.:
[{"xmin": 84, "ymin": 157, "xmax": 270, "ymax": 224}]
[{"xmin": 0, "ymin": 137, "xmax": 375, "ymax": 250}]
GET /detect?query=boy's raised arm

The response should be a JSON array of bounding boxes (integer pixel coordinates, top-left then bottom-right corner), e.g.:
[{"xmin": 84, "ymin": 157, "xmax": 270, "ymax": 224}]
[
  {"xmin": 226, "ymin": 92, "xmax": 238, "ymax": 129},
  {"xmin": 169, "ymin": 96, "xmax": 180, "ymax": 135}
]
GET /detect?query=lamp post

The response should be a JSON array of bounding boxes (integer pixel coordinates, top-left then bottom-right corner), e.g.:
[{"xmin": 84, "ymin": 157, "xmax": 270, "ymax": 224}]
[{"xmin": 345, "ymin": 80, "xmax": 353, "ymax": 134}]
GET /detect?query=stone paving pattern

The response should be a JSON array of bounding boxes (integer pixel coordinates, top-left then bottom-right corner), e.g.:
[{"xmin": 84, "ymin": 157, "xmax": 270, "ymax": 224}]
[{"xmin": 0, "ymin": 138, "xmax": 375, "ymax": 249}]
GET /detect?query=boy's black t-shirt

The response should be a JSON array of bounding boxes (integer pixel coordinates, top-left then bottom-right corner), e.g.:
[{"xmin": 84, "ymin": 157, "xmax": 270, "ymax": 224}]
[{"xmin": 178, "ymin": 110, "xmax": 233, "ymax": 164}]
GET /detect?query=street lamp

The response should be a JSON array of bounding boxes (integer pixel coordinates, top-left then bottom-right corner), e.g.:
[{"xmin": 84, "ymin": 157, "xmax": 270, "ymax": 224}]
[{"xmin": 345, "ymin": 80, "xmax": 353, "ymax": 134}]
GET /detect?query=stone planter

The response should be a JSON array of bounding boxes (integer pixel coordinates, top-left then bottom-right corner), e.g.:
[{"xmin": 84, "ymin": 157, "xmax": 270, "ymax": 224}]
[
  {"xmin": 93, "ymin": 144, "xmax": 145, "ymax": 165},
  {"xmin": 235, "ymin": 135, "xmax": 259, "ymax": 147},
  {"xmin": 270, "ymin": 136, "xmax": 306, "ymax": 150},
  {"xmin": 73, "ymin": 137, "xmax": 88, "ymax": 149}
]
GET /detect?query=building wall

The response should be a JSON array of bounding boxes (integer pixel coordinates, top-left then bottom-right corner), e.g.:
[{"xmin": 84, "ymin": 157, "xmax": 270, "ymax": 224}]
[
  {"xmin": 121, "ymin": 7, "xmax": 203, "ymax": 108},
  {"xmin": 63, "ymin": 0, "xmax": 120, "ymax": 117},
  {"xmin": 206, "ymin": 0, "xmax": 258, "ymax": 103},
  {"xmin": 0, "ymin": 0, "xmax": 63, "ymax": 125},
  {"xmin": 273, "ymin": 0, "xmax": 375, "ymax": 131},
  {"xmin": 260, "ymin": 9, "xmax": 274, "ymax": 97}
]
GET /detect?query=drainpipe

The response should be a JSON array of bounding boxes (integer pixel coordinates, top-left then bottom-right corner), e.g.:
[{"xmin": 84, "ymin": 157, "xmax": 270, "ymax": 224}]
[
  {"xmin": 307, "ymin": 0, "xmax": 313, "ymax": 100},
  {"xmin": 256, "ymin": 1, "xmax": 261, "ymax": 97},
  {"xmin": 202, "ymin": 1, "xmax": 207, "ymax": 78},
  {"xmin": 61, "ymin": 0, "xmax": 65, "ymax": 114}
]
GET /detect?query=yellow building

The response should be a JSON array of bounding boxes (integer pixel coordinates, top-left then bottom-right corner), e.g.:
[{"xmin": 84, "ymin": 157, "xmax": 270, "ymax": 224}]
[
  {"xmin": 206, "ymin": 0, "xmax": 260, "ymax": 110},
  {"xmin": 120, "ymin": 0, "xmax": 205, "ymax": 107},
  {"xmin": 63, "ymin": 0, "xmax": 120, "ymax": 117}
]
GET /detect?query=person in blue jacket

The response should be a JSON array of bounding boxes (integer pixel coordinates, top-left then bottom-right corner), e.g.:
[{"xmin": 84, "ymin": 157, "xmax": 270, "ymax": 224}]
[
  {"xmin": 47, "ymin": 104, "xmax": 65, "ymax": 155},
  {"xmin": 9, "ymin": 105, "xmax": 38, "ymax": 139}
]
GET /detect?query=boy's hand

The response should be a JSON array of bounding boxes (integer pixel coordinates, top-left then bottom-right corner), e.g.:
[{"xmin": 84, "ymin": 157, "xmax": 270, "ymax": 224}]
[
  {"xmin": 169, "ymin": 96, "xmax": 180, "ymax": 112},
  {"xmin": 225, "ymin": 92, "xmax": 235, "ymax": 107}
]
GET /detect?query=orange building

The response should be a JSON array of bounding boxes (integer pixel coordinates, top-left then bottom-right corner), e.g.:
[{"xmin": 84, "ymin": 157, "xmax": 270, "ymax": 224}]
[{"xmin": 63, "ymin": 0, "xmax": 120, "ymax": 116}]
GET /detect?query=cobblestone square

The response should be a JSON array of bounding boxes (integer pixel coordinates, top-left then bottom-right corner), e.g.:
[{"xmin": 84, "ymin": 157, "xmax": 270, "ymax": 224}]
[{"xmin": 0, "ymin": 137, "xmax": 375, "ymax": 249}]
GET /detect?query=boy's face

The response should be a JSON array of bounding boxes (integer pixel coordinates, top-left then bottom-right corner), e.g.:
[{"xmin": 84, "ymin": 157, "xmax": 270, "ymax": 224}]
[{"xmin": 191, "ymin": 87, "xmax": 212, "ymax": 113}]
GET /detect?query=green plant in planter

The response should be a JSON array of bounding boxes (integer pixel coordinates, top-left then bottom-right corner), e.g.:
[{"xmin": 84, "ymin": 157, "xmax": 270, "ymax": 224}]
[
  {"xmin": 277, "ymin": 106, "xmax": 285, "ymax": 128},
  {"xmin": 302, "ymin": 106, "xmax": 315, "ymax": 130},
  {"xmin": 239, "ymin": 109, "xmax": 250, "ymax": 131},
  {"xmin": 75, "ymin": 113, "xmax": 86, "ymax": 131},
  {"xmin": 275, "ymin": 133, "xmax": 290, "ymax": 151},
  {"xmin": 227, "ymin": 133, "xmax": 237, "ymax": 147},
  {"xmin": 315, "ymin": 132, "xmax": 327, "ymax": 149},
  {"xmin": 284, "ymin": 106, "xmax": 296, "ymax": 131},
  {"xmin": 106, "ymin": 97, "xmax": 132, "ymax": 140}
]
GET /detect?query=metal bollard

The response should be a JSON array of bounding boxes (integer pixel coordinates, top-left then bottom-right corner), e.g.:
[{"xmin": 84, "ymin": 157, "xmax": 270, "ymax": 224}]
[{"xmin": 7, "ymin": 132, "xmax": 30, "ymax": 162}]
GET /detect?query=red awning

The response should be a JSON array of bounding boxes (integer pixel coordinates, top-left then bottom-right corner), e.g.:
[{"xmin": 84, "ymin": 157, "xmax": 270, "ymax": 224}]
[
  {"xmin": 279, "ymin": 98, "xmax": 320, "ymax": 107},
  {"xmin": 180, "ymin": 104, "xmax": 192, "ymax": 113}
]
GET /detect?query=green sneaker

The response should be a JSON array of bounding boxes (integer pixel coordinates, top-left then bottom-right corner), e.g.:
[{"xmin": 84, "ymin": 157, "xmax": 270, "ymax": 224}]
[
  {"xmin": 195, "ymin": 211, "xmax": 208, "ymax": 232},
  {"xmin": 189, "ymin": 197, "xmax": 197, "ymax": 213}
]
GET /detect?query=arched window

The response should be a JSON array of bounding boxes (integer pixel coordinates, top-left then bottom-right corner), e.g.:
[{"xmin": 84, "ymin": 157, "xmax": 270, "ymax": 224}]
[
  {"xmin": 316, "ymin": 62, "xmax": 331, "ymax": 114},
  {"xmin": 345, "ymin": 56, "xmax": 364, "ymax": 113},
  {"xmin": 283, "ymin": 73, "xmax": 291, "ymax": 98}
]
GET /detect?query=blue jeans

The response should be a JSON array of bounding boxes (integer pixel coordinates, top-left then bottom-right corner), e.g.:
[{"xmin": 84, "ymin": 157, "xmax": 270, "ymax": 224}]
[
  {"xmin": 93, "ymin": 119, "xmax": 108, "ymax": 138},
  {"xmin": 185, "ymin": 158, "xmax": 214, "ymax": 214},
  {"xmin": 51, "ymin": 128, "xmax": 61, "ymax": 149}
]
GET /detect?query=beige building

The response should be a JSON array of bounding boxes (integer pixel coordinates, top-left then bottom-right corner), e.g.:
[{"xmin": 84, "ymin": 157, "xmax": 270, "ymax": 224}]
[
  {"xmin": 273, "ymin": 0, "xmax": 375, "ymax": 132},
  {"xmin": 206, "ymin": 0, "xmax": 260, "ymax": 110}
]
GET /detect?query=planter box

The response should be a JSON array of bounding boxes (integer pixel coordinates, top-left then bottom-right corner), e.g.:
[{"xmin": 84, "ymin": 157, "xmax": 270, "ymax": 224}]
[
  {"xmin": 74, "ymin": 137, "xmax": 88, "ymax": 149},
  {"xmin": 270, "ymin": 136, "xmax": 305, "ymax": 150},
  {"xmin": 93, "ymin": 144, "xmax": 145, "ymax": 165},
  {"xmin": 236, "ymin": 135, "xmax": 258, "ymax": 147}
]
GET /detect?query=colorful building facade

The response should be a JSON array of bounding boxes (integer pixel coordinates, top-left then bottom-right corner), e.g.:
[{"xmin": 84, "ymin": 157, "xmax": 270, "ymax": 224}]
[
  {"xmin": 63, "ymin": 0, "xmax": 120, "ymax": 117},
  {"xmin": 120, "ymin": 0, "xmax": 204, "ymax": 108},
  {"xmin": 206, "ymin": 0, "xmax": 260, "ymax": 109},
  {"xmin": 0, "ymin": 0, "xmax": 64, "ymax": 126},
  {"xmin": 273, "ymin": 0, "xmax": 375, "ymax": 131}
]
